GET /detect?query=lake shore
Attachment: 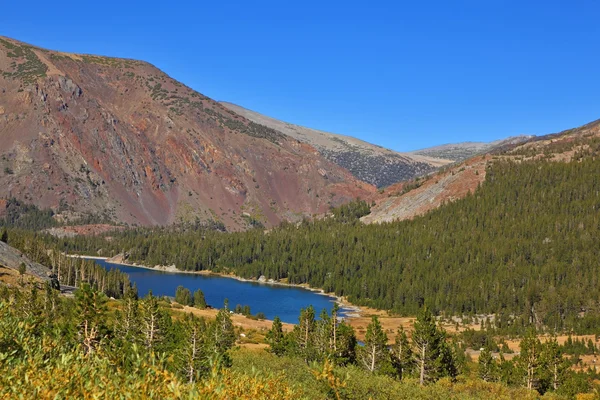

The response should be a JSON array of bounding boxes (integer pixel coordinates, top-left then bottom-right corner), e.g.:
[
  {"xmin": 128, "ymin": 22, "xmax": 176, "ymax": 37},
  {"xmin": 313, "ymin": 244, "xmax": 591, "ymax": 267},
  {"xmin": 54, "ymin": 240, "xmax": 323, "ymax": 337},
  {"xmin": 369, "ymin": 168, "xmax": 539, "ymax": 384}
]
[{"xmin": 67, "ymin": 253, "xmax": 364, "ymax": 318}]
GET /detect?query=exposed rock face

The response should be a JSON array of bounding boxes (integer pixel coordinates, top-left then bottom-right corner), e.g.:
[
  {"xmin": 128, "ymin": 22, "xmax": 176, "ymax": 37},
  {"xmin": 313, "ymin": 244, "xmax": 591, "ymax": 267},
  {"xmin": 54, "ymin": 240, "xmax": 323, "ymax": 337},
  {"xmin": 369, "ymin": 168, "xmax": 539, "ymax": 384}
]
[
  {"xmin": 0, "ymin": 240, "xmax": 50, "ymax": 281},
  {"xmin": 363, "ymin": 156, "xmax": 488, "ymax": 224},
  {"xmin": 0, "ymin": 37, "xmax": 374, "ymax": 230},
  {"xmin": 220, "ymin": 102, "xmax": 452, "ymax": 188}
]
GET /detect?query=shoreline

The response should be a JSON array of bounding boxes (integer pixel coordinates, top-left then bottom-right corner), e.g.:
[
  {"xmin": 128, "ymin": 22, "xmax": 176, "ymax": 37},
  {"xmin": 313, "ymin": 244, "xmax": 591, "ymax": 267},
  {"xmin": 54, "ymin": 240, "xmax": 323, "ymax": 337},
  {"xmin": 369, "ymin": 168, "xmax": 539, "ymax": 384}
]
[{"xmin": 67, "ymin": 253, "xmax": 364, "ymax": 318}]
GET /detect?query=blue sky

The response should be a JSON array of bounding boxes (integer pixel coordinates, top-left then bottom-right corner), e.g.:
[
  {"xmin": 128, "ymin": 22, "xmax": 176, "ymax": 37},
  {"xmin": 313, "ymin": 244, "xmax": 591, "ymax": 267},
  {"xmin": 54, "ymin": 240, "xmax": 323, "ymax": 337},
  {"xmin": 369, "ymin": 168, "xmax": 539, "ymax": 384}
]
[{"xmin": 2, "ymin": 1, "xmax": 599, "ymax": 151}]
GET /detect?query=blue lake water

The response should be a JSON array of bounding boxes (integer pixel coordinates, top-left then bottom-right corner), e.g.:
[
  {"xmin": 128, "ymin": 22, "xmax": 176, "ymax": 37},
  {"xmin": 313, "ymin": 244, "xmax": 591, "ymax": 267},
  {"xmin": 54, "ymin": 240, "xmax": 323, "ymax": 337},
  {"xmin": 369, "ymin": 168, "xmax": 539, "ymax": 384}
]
[{"xmin": 91, "ymin": 258, "xmax": 351, "ymax": 324}]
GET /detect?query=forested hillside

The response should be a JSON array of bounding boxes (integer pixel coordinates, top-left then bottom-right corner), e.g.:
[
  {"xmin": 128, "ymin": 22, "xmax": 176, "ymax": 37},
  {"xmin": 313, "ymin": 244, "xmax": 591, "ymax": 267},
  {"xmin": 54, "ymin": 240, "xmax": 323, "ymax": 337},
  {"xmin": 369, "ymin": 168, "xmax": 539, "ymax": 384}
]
[{"xmin": 50, "ymin": 135, "xmax": 600, "ymax": 333}]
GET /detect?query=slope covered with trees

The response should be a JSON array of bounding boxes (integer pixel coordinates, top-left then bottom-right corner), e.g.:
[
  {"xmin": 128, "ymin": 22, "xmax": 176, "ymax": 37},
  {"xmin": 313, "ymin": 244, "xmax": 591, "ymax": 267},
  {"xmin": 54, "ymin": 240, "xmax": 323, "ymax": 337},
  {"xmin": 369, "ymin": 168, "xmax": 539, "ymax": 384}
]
[{"xmin": 54, "ymin": 138, "xmax": 600, "ymax": 332}]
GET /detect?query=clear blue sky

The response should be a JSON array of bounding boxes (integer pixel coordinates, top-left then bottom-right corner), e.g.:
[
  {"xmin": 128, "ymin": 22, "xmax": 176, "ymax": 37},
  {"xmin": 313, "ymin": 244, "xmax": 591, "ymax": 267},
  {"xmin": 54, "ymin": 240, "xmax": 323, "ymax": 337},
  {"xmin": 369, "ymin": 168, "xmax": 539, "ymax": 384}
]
[{"xmin": 2, "ymin": 1, "xmax": 599, "ymax": 151}]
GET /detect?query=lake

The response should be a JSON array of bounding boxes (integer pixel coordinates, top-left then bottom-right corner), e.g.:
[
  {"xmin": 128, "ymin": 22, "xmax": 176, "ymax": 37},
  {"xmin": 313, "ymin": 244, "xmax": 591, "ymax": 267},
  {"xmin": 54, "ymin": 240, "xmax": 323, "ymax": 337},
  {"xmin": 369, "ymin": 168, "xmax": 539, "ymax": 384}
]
[{"xmin": 91, "ymin": 258, "xmax": 354, "ymax": 324}]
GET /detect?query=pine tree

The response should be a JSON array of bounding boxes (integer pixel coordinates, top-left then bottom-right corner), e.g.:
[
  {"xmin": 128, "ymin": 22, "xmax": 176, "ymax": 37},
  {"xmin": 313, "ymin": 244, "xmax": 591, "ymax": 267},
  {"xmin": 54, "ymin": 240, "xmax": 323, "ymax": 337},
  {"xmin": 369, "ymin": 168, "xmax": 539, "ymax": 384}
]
[
  {"xmin": 266, "ymin": 316, "xmax": 286, "ymax": 356},
  {"xmin": 518, "ymin": 329, "xmax": 543, "ymax": 390},
  {"xmin": 295, "ymin": 305, "xmax": 316, "ymax": 362},
  {"xmin": 179, "ymin": 313, "xmax": 208, "ymax": 383},
  {"xmin": 115, "ymin": 288, "xmax": 141, "ymax": 343},
  {"xmin": 75, "ymin": 283, "xmax": 107, "ymax": 354},
  {"xmin": 334, "ymin": 321, "xmax": 356, "ymax": 366},
  {"xmin": 193, "ymin": 289, "xmax": 206, "ymax": 309},
  {"xmin": 412, "ymin": 307, "xmax": 453, "ymax": 385},
  {"xmin": 175, "ymin": 285, "xmax": 192, "ymax": 306},
  {"xmin": 42, "ymin": 281, "xmax": 60, "ymax": 328},
  {"xmin": 209, "ymin": 300, "xmax": 235, "ymax": 363},
  {"xmin": 391, "ymin": 326, "xmax": 413, "ymax": 380},
  {"xmin": 358, "ymin": 316, "xmax": 388, "ymax": 373},
  {"xmin": 314, "ymin": 308, "xmax": 332, "ymax": 360},
  {"xmin": 140, "ymin": 291, "xmax": 162, "ymax": 350},
  {"xmin": 331, "ymin": 304, "xmax": 339, "ymax": 353},
  {"xmin": 478, "ymin": 346, "xmax": 496, "ymax": 382},
  {"xmin": 543, "ymin": 336, "xmax": 568, "ymax": 391}
]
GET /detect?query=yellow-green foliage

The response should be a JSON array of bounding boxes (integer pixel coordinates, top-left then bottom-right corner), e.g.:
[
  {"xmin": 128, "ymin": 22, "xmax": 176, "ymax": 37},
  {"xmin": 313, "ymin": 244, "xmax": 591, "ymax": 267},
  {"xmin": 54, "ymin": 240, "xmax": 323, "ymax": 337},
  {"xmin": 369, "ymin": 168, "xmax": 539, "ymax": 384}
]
[
  {"xmin": 0, "ymin": 297, "xmax": 299, "ymax": 400},
  {"xmin": 231, "ymin": 349, "xmax": 573, "ymax": 400}
]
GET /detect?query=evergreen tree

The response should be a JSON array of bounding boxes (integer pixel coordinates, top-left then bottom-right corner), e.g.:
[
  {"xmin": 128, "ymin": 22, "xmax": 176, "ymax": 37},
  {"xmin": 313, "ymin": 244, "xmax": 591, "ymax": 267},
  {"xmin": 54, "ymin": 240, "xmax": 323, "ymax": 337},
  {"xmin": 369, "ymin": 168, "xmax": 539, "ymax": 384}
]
[
  {"xmin": 175, "ymin": 286, "xmax": 192, "ymax": 306},
  {"xmin": 333, "ymin": 321, "xmax": 356, "ymax": 366},
  {"xmin": 193, "ymin": 289, "xmax": 206, "ymax": 309},
  {"xmin": 391, "ymin": 327, "xmax": 413, "ymax": 380},
  {"xmin": 517, "ymin": 329, "xmax": 543, "ymax": 391},
  {"xmin": 115, "ymin": 288, "xmax": 141, "ymax": 343},
  {"xmin": 266, "ymin": 316, "xmax": 286, "ymax": 356},
  {"xmin": 543, "ymin": 336, "xmax": 568, "ymax": 391},
  {"xmin": 140, "ymin": 291, "xmax": 162, "ymax": 350},
  {"xmin": 209, "ymin": 300, "xmax": 235, "ymax": 364},
  {"xmin": 179, "ymin": 313, "xmax": 208, "ymax": 383},
  {"xmin": 75, "ymin": 283, "xmax": 107, "ymax": 354},
  {"xmin": 358, "ymin": 316, "xmax": 388, "ymax": 373},
  {"xmin": 42, "ymin": 281, "xmax": 60, "ymax": 329},
  {"xmin": 314, "ymin": 308, "xmax": 332, "ymax": 360},
  {"xmin": 294, "ymin": 305, "xmax": 316, "ymax": 362},
  {"xmin": 587, "ymin": 338, "xmax": 596, "ymax": 355},
  {"xmin": 412, "ymin": 307, "xmax": 453, "ymax": 385},
  {"xmin": 478, "ymin": 346, "xmax": 496, "ymax": 382}
]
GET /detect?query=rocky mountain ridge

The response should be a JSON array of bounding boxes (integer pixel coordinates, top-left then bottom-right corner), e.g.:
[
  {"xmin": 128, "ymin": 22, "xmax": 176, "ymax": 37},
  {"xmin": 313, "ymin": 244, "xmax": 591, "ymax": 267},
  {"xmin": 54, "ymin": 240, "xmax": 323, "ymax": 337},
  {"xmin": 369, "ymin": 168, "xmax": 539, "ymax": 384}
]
[
  {"xmin": 220, "ymin": 102, "xmax": 452, "ymax": 188},
  {"xmin": 412, "ymin": 135, "xmax": 535, "ymax": 161},
  {"xmin": 0, "ymin": 37, "xmax": 374, "ymax": 230}
]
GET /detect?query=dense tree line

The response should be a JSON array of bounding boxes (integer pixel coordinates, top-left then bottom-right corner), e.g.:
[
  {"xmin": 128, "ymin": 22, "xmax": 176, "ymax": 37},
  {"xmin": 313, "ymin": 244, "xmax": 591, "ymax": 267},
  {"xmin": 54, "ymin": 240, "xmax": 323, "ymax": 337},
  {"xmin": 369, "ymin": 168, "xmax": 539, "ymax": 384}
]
[
  {"xmin": 53, "ymin": 153, "xmax": 600, "ymax": 333},
  {"xmin": 4, "ymin": 229, "xmax": 133, "ymax": 299}
]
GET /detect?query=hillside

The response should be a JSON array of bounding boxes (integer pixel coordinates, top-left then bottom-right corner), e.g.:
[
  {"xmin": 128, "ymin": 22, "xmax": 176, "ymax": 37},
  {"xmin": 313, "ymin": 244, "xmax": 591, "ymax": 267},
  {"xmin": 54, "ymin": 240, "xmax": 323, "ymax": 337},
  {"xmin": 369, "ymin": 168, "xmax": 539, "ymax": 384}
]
[
  {"xmin": 364, "ymin": 120, "xmax": 599, "ymax": 224},
  {"xmin": 411, "ymin": 135, "xmax": 534, "ymax": 161},
  {"xmin": 54, "ymin": 116, "xmax": 600, "ymax": 329},
  {"xmin": 0, "ymin": 37, "xmax": 374, "ymax": 230},
  {"xmin": 220, "ymin": 102, "xmax": 452, "ymax": 188}
]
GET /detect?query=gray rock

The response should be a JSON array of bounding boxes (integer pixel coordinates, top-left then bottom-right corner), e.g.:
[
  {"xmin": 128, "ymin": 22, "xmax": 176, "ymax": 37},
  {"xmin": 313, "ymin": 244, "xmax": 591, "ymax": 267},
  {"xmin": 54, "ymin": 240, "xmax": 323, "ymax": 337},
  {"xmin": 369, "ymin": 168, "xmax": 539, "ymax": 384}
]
[{"xmin": 0, "ymin": 240, "xmax": 50, "ymax": 281}]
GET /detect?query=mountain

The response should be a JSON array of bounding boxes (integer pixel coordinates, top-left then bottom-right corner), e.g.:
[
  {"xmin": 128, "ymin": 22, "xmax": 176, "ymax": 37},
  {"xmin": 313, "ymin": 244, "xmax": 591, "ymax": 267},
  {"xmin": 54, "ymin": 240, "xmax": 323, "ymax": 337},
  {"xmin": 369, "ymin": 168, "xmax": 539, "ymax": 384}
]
[
  {"xmin": 364, "ymin": 119, "xmax": 600, "ymax": 224},
  {"xmin": 0, "ymin": 37, "xmax": 375, "ymax": 230},
  {"xmin": 411, "ymin": 135, "xmax": 534, "ymax": 161},
  {"xmin": 220, "ymin": 102, "xmax": 452, "ymax": 188}
]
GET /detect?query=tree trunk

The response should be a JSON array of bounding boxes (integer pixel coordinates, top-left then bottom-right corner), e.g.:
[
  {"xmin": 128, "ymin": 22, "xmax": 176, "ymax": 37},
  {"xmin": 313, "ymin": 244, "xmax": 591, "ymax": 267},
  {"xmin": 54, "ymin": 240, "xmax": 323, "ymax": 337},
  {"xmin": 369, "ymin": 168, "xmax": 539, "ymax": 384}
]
[
  {"xmin": 419, "ymin": 343, "xmax": 427, "ymax": 385},
  {"xmin": 370, "ymin": 345, "xmax": 376, "ymax": 372}
]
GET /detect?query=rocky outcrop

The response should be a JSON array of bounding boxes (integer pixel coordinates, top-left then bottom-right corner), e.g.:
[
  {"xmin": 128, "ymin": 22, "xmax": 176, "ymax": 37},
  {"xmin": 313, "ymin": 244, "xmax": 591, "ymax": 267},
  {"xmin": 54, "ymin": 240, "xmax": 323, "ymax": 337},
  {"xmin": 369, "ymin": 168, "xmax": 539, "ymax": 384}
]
[{"xmin": 0, "ymin": 240, "xmax": 50, "ymax": 281}]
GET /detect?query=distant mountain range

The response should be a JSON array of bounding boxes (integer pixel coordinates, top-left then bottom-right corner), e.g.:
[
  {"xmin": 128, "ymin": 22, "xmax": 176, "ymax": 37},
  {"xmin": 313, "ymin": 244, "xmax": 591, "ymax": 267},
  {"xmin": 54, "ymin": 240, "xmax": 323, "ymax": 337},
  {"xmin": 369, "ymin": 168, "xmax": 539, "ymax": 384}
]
[
  {"xmin": 412, "ymin": 136, "xmax": 534, "ymax": 161},
  {"xmin": 220, "ymin": 102, "xmax": 452, "ymax": 188}
]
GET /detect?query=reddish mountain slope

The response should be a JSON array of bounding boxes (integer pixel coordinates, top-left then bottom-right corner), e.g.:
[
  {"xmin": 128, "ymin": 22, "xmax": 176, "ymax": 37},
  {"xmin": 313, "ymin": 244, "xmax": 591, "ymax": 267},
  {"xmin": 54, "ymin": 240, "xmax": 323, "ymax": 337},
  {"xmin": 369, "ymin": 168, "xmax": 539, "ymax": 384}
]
[{"xmin": 0, "ymin": 37, "xmax": 374, "ymax": 229}]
